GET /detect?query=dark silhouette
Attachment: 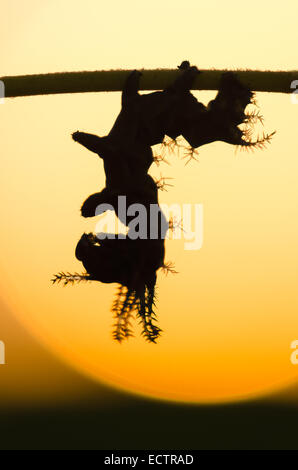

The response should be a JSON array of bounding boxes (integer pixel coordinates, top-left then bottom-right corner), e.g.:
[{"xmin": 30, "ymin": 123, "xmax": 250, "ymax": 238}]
[
  {"xmin": 53, "ymin": 61, "xmax": 274, "ymax": 342},
  {"xmin": 73, "ymin": 63, "xmax": 273, "ymax": 219},
  {"xmin": 74, "ymin": 233, "xmax": 164, "ymax": 342}
]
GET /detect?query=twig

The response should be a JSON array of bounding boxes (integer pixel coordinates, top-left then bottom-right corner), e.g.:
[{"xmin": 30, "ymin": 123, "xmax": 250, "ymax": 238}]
[{"xmin": 1, "ymin": 69, "xmax": 297, "ymax": 98}]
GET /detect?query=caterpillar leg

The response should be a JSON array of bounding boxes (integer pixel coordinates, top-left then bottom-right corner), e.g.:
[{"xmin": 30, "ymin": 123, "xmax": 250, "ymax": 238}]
[
  {"xmin": 72, "ymin": 131, "xmax": 109, "ymax": 157},
  {"xmin": 166, "ymin": 62, "xmax": 200, "ymax": 94},
  {"xmin": 81, "ymin": 189, "xmax": 113, "ymax": 218},
  {"xmin": 121, "ymin": 70, "xmax": 142, "ymax": 107}
]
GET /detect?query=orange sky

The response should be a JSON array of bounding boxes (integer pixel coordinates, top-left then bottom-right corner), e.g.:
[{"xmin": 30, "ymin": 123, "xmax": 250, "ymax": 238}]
[{"xmin": 0, "ymin": 0, "xmax": 297, "ymax": 404}]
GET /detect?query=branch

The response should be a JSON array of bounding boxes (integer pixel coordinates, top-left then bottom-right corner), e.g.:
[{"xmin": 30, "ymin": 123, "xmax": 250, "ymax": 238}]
[{"xmin": 1, "ymin": 69, "xmax": 297, "ymax": 98}]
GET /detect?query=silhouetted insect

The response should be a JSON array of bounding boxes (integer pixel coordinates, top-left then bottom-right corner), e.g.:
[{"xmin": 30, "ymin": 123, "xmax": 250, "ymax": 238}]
[{"xmin": 53, "ymin": 60, "xmax": 274, "ymax": 343}]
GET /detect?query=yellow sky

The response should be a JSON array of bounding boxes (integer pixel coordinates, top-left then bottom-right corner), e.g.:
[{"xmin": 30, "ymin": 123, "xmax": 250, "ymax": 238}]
[{"xmin": 0, "ymin": 0, "xmax": 298, "ymax": 404}]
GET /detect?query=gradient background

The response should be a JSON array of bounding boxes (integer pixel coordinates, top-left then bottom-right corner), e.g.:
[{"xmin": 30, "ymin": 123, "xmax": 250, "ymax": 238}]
[{"xmin": 0, "ymin": 0, "xmax": 298, "ymax": 449}]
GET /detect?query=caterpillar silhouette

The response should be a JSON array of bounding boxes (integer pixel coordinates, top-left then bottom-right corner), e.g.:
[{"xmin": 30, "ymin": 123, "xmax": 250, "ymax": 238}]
[{"xmin": 53, "ymin": 61, "xmax": 274, "ymax": 342}]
